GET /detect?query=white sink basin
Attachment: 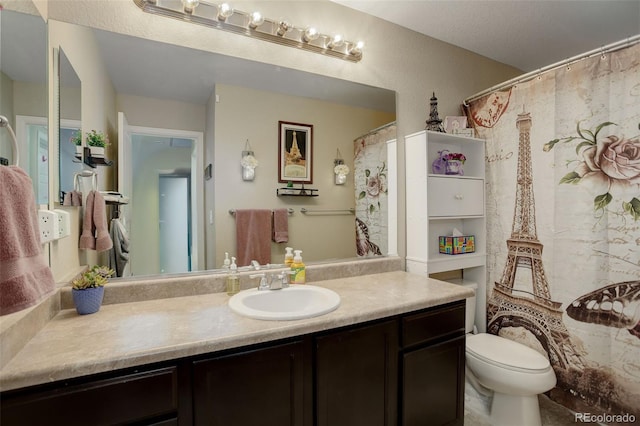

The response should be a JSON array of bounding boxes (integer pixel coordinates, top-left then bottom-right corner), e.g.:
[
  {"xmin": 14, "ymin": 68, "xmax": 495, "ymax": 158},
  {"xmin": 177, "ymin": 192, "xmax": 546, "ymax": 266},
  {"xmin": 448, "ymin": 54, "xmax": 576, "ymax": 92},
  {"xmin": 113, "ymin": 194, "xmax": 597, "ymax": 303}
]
[{"xmin": 228, "ymin": 285, "xmax": 341, "ymax": 321}]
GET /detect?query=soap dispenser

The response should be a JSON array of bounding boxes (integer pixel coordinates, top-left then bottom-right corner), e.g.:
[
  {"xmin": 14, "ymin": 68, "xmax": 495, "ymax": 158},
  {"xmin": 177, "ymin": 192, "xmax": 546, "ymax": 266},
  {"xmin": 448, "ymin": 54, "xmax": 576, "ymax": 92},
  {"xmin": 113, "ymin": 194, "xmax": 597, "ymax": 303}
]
[
  {"xmin": 290, "ymin": 250, "xmax": 306, "ymax": 284},
  {"xmin": 222, "ymin": 252, "xmax": 231, "ymax": 270},
  {"xmin": 226, "ymin": 257, "xmax": 240, "ymax": 295},
  {"xmin": 284, "ymin": 247, "xmax": 294, "ymax": 267}
]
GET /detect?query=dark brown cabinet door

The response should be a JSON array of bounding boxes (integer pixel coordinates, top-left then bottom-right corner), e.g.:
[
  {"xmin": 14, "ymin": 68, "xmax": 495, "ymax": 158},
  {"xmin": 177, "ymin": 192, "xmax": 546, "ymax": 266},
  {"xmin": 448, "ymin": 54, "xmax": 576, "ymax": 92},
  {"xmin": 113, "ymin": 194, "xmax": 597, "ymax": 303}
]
[
  {"xmin": 401, "ymin": 335, "xmax": 465, "ymax": 426},
  {"xmin": 192, "ymin": 340, "xmax": 309, "ymax": 426},
  {"xmin": 316, "ymin": 320, "xmax": 398, "ymax": 426}
]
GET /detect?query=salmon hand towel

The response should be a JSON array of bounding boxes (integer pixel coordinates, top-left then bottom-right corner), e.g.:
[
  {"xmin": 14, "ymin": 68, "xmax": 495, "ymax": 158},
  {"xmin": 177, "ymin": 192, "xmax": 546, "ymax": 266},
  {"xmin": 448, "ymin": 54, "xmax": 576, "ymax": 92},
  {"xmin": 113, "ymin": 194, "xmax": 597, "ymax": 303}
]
[
  {"xmin": 272, "ymin": 208, "xmax": 289, "ymax": 243},
  {"xmin": 0, "ymin": 166, "xmax": 55, "ymax": 316},
  {"xmin": 79, "ymin": 190, "xmax": 113, "ymax": 252},
  {"xmin": 235, "ymin": 209, "xmax": 272, "ymax": 267}
]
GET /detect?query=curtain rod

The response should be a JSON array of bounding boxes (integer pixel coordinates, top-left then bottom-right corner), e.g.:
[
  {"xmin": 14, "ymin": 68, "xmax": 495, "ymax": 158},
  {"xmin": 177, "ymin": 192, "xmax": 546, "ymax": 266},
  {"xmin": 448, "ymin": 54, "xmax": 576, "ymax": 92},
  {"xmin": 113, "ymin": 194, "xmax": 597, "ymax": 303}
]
[
  {"xmin": 355, "ymin": 121, "xmax": 397, "ymax": 140},
  {"xmin": 463, "ymin": 35, "xmax": 640, "ymax": 105}
]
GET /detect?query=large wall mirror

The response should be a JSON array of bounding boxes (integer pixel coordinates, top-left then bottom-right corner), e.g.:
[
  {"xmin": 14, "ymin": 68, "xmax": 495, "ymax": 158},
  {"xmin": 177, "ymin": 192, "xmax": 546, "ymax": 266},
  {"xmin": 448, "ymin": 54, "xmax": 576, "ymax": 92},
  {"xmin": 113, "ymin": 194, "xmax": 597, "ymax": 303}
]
[
  {"xmin": 0, "ymin": 8, "xmax": 48, "ymax": 205},
  {"xmin": 52, "ymin": 20, "xmax": 397, "ymax": 281},
  {"xmin": 58, "ymin": 48, "xmax": 82, "ymax": 201}
]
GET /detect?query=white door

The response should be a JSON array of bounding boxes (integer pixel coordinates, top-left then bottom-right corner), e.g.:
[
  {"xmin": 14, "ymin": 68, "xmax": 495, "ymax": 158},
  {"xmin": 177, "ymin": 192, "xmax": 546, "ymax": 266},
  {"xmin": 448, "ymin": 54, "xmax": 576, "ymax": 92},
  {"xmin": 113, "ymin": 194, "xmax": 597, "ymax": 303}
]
[{"xmin": 159, "ymin": 175, "xmax": 191, "ymax": 273}]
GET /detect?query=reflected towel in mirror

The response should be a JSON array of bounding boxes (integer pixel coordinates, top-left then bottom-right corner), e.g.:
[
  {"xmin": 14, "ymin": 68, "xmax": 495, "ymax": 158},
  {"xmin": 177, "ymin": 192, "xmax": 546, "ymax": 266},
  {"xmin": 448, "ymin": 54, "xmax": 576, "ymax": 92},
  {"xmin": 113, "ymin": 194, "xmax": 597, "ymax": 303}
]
[
  {"xmin": 272, "ymin": 208, "xmax": 289, "ymax": 243},
  {"xmin": 235, "ymin": 209, "xmax": 271, "ymax": 267}
]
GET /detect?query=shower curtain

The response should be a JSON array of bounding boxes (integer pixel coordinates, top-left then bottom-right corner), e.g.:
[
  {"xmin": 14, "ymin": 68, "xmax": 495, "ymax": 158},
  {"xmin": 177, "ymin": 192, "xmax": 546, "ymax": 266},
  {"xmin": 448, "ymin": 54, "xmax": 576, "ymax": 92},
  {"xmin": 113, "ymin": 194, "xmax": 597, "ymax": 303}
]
[
  {"xmin": 354, "ymin": 123, "xmax": 396, "ymax": 257},
  {"xmin": 465, "ymin": 42, "xmax": 639, "ymax": 417}
]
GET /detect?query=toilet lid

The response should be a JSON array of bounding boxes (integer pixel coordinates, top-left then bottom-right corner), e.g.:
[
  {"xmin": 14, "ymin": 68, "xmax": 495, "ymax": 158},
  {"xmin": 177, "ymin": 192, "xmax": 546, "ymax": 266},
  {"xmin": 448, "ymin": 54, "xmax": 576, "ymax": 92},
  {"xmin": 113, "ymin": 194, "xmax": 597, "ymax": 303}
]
[{"xmin": 467, "ymin": 333, "xmax": 550, "ymax": 372}]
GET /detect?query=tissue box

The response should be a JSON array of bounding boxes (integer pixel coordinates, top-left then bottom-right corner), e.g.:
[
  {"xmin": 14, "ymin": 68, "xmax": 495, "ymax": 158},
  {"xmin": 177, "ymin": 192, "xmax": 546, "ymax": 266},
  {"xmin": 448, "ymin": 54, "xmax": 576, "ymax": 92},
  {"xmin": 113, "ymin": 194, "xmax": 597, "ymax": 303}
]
[{"xmin": 439, "ymin": 235, "xmax": 475, "ymax": 255}]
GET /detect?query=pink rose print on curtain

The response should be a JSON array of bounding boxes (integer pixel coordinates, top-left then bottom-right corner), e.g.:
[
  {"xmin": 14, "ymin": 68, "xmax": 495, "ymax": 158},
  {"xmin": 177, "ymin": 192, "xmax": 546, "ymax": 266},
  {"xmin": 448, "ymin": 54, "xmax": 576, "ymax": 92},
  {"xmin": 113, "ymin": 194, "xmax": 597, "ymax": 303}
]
[{"xmin": 544, "ymin": 121, "xmax": 640, "ymax": 220}]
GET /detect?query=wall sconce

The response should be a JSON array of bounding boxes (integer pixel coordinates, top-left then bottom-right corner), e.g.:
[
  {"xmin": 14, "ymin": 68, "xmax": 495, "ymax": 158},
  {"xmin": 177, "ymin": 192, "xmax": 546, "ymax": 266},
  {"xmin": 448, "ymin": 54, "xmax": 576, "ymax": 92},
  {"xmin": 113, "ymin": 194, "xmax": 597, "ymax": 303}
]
[
  {"xmin": 333, "ymin": 149, "xmax": 350, "ymax": 185},
  {"xmin": 241, "ymin": 139, "xmax": 258, "ymax": 181},
  {"xmin": 133, "ymin": 0, "xmax": 365, "ymax": 62}
]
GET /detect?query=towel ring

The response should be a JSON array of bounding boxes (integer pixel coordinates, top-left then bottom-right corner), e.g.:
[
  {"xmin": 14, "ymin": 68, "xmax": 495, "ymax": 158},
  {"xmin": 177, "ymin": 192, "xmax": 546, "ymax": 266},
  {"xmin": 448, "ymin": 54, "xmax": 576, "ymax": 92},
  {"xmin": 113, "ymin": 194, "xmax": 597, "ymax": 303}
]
[
  {"xmin": 0, "ymin": 115, "xmax": 19, "ymax": 166},
  {"xmin": 74, "ymin": 170, "xmax": 98, "ymax": 192}
]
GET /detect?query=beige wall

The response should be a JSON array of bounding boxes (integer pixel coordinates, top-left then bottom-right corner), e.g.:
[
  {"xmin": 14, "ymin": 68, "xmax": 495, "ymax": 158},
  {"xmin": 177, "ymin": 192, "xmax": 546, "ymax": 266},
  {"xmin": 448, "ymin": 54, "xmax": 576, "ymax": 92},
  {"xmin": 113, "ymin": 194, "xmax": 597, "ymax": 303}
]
[
  {"xmin": 0, "ymin": 72, "xmax": 15, "ymax": 161},
  {"xmin": 213, "ymin": 84, "xmax": 395, "ymax": 267},
  {"xmin": 47, "ymin": 19, "xmax": 117, "ymax": 280}
]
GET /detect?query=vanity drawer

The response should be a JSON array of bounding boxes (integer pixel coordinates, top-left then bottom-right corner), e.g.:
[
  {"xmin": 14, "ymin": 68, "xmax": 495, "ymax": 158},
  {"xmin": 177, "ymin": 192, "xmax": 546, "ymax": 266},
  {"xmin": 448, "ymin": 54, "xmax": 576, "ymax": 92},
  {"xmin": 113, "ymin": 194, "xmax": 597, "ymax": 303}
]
[
  {"xmin": 401, "ymin": 302, "xmax": 465, "ymax": 348},
  {"xmin": 427, "ymin": 177, "xmax": 484, "ymax": 217},
  {"xmin": 0, "ymin": 366, "xmax": 179, "ymax": 425}
]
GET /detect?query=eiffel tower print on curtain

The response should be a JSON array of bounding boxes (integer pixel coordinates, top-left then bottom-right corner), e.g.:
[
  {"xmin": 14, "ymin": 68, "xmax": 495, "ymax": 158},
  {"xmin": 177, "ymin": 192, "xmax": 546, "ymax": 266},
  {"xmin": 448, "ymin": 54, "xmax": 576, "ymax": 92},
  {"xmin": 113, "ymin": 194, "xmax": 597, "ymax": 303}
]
[{"xmin": 487, "ymin": 109, "xmax": 584, "ymax": 371}]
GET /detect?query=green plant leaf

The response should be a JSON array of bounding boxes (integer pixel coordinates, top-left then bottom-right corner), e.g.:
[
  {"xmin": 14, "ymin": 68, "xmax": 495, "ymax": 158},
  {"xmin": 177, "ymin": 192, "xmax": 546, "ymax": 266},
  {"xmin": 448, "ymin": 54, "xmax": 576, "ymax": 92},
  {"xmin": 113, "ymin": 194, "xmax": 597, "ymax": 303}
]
[
  {"xmin": 543, "ymin": 139, "xmax": 559, "ymax": 152},
  {"xmin": 593, "ymin": 122, "xmax": 617, "ymax": 139},
  {"xmin": 576, "ymin": 121, "xmax": 586, "ymax": 141},
  {"xmin": 365, "ymin": 169, "xmax": 371, "ymax": 177},
  {"xmin": 623, "ymin": 198, "xmax": 640, "ymax": 221},
  {"xmin": 369, "ymin": 204, "xmax": 375, "ymax": 213},
  {"xmin": 358, "ymin": 191, "xmax": 366, "ymax": 199},
  {"xmin": 575, "ymin": 140, "xmax": 595, "ymax": 154},
  {"xmin": 559, "ymin": 172, "xmax": 581, "ymax": 184},
  {"xmin": 594, "ymin": 193, "xmax": 613, "ymax": 211}
]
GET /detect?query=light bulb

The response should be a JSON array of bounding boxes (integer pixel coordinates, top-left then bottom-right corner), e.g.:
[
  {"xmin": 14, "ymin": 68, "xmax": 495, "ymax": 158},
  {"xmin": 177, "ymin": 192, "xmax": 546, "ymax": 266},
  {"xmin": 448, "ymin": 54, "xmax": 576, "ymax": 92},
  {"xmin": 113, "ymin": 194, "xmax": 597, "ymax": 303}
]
[
  {"xmin": 328, "ymin": 34, "xmax": 344, "ymax": 49},
  {"xmin": 181, "ymin": 0, "xmax": 199, "ymax": 13},
  {"xmin": 303, "ymin": 27, "xmax": 319, "ymax": 43},
  {"xmin": 277, "ymin": 20, "xmax": 292, "ymax": 36},
  {"xmin": 349, "ymin": 41, "xmax": 364, "ymax": 57},
  {"xmin": 249, "ymin": 11, "xmax": 264, "ymax": 29},
  {"xmin": 218, "ymin": 3, "xmax": 233, "ymax": 21}
]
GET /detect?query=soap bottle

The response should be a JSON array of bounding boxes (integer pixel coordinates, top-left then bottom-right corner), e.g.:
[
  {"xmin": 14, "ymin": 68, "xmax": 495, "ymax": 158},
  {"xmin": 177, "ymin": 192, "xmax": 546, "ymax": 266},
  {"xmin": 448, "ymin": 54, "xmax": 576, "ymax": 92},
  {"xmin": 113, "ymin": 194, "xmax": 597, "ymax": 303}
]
[
  {"xmin": 222, "ymin": 252, "xmax": 231, "ymax": 270},
  {"xmin": 290, "ymin": 250, "xmax": 306, "ymax": 284},
  {"xmin": 284, "ymin": 247, "xmax": 294, "ymax": 267},
  {"xmin": 226, "ymin": 257, "xmax": 240, "ymax": 295}
]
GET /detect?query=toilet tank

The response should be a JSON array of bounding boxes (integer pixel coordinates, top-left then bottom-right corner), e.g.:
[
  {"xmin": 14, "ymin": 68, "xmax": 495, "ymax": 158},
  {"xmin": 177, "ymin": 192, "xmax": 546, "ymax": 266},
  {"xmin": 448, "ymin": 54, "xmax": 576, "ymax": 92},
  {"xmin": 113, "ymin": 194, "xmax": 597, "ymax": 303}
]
[{"xmin": 462, "ymin": 282, "xmax": 477, "ymax": 334}]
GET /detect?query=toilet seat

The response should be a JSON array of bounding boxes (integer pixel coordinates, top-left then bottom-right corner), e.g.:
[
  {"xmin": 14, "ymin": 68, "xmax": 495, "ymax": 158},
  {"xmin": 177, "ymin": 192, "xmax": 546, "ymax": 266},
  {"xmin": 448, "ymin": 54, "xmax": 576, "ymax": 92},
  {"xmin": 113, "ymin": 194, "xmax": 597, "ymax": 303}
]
[{"xmin": 467, "ymin": 333, "xmax": 551, "ymax": 373}]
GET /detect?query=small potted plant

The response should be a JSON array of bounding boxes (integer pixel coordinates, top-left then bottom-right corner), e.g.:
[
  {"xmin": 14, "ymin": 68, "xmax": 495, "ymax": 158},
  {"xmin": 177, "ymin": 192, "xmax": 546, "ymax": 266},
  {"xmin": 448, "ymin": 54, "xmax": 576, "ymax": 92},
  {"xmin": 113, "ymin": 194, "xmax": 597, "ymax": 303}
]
[
  {"xmin": 86, "ymin": 129, "xmax": 109, "ymax": 158},
  {"xmin": 70, "ymin": 130, "xmax": 83, "ymax": 158},
  {"xmin": 71, "ymin": 265, "xmax": 114, "ymax": 315}
]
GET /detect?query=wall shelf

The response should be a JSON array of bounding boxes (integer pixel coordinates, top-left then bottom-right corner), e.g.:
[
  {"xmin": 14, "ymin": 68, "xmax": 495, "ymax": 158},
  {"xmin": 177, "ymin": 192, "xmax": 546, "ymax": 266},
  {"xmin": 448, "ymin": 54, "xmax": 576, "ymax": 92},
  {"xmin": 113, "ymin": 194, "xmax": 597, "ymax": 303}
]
[
  {"xmin": 83, "ymin": 147, "xmax": 113, "ymax": 168},
  {"xmin": 276, "ymin": 187, "xmax": 318, "ymax": 197}
]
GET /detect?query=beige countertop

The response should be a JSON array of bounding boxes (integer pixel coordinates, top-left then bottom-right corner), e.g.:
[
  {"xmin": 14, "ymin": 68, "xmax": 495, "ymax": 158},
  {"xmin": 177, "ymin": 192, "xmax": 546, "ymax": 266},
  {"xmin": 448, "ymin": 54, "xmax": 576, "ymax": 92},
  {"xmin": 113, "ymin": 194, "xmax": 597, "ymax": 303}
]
[{"xmin": 0, "ymin": 271, "xmax": 473, "ymax": 392}]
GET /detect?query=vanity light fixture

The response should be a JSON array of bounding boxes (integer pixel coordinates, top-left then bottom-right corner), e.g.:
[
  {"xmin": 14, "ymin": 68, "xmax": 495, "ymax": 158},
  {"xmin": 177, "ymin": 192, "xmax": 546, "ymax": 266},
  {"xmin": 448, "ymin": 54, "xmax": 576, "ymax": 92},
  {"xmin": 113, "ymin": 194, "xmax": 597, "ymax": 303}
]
[{"xmin": 132, "ymin": 0, "xmax": 364, "ymax": 62}]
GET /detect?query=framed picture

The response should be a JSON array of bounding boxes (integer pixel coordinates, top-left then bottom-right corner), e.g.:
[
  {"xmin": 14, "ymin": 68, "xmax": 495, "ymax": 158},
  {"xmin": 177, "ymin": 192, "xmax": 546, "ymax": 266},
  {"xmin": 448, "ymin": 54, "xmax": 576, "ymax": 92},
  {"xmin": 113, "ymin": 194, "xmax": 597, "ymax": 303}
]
[
  {"xmin": 444, "ymin": 116, "xmax": 468, "ymax": 133},
  {"xmin": 278, "ymin": 121, "xmax": 313, "ymax": 183}
]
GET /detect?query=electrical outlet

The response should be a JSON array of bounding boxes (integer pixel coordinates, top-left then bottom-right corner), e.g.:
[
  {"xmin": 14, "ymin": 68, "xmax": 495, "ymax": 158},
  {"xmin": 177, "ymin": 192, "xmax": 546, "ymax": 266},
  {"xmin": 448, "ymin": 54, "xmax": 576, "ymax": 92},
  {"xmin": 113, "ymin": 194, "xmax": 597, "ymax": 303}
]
[
  {"xmin": 39, "ymin": 210, "xmax": 59, "ymax": 244},
  {"xmin": 53, "ymin": 209, "xmax": 71, "ymax": 238}
]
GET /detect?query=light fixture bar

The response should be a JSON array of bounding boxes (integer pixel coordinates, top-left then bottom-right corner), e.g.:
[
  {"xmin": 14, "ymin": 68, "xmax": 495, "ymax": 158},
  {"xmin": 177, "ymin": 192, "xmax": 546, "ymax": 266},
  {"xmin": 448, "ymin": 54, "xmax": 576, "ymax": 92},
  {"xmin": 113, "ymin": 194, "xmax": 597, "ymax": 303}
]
[{"xmin": 133, "ymin": 0, "xmax": 364, "ymax": 62}]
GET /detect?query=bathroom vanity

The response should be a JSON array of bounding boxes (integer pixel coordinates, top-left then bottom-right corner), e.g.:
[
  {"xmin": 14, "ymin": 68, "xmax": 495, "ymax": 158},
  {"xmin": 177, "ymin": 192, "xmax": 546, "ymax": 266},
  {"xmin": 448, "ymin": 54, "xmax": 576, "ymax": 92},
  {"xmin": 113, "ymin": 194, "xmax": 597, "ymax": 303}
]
[{"xmin": 0, "ymin": 270, "xmax": 472, "ymax": 426}]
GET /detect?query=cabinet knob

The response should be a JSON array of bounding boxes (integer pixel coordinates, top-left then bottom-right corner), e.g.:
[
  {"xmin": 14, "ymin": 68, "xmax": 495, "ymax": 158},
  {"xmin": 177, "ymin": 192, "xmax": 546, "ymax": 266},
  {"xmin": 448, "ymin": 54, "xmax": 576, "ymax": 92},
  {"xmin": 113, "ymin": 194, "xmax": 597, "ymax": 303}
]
[{"xmin": 455, "ymin": 194, "xmax": 463, "ymax": 200}]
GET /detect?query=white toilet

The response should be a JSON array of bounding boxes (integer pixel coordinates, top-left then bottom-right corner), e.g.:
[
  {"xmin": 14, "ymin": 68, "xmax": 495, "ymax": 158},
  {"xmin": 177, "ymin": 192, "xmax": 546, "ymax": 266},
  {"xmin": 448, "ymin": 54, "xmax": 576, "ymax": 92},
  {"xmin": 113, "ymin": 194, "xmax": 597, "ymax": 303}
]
[{"xmin": 463, "ymin": 283, "xmax": 557, "ymax": 426}]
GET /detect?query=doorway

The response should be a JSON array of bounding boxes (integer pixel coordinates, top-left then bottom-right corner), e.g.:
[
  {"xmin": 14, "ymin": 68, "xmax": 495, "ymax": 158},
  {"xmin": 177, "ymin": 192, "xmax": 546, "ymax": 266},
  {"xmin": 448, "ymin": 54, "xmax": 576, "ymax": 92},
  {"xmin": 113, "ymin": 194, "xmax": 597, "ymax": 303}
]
[{"xmin": 118, "ymin": 112, "xmax": 204, "ymax": 277}]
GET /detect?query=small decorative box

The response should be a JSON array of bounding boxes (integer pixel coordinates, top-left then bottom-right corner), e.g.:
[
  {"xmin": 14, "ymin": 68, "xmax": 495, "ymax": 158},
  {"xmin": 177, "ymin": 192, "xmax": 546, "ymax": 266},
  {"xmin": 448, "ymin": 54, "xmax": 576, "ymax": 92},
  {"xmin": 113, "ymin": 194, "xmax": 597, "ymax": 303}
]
[{"xmin": 439, "ymin": 235, "xmax": 475, "ymax": 255}]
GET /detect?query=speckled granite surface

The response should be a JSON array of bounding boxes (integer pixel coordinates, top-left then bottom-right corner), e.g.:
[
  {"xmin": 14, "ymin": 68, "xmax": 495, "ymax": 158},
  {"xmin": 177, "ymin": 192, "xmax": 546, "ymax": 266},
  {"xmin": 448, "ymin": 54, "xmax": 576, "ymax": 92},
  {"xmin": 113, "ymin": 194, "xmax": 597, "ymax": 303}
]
[{"xmin": 0, "ymin": 269, "xmax": 472, "ymax": 392}]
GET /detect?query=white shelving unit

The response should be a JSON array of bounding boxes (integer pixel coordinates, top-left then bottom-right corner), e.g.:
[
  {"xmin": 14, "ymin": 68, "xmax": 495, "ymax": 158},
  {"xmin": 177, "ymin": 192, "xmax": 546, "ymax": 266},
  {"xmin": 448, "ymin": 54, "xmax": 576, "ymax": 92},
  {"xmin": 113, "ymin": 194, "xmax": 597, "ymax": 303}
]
[{"xmin": 405, "ymin": 130, "xmax": 487, "ymax": 332}]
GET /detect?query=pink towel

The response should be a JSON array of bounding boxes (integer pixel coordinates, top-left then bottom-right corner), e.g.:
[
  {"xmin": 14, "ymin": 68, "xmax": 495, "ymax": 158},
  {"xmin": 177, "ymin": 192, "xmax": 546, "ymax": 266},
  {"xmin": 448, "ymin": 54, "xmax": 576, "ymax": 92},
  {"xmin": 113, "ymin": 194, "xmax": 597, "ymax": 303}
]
[
  {"xmin": 272, "ymin": 208, "xmax": 289, "ymax": 243},
  {"xmin": 235, "ymin": 209, "xmax": 272, "ymax": 267},
  {"xmin": 79, "ymin": 190, "xmax": 113, "ymax": 252},
  {"xmin": 0, "ymin": 166, "xmax": 55, "ymax": 316}
]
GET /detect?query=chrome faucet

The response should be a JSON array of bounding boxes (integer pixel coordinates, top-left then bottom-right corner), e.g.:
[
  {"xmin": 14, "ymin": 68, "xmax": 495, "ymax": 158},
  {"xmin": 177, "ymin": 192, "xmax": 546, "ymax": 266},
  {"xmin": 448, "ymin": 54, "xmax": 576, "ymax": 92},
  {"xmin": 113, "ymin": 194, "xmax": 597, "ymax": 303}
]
[
  {"xmin": 250, "ymin": 271, "xmax": 293, "ymax": 291},
  {"xmin": 250, "ymin": 260, "xmax": 261, "ymax": 270}
]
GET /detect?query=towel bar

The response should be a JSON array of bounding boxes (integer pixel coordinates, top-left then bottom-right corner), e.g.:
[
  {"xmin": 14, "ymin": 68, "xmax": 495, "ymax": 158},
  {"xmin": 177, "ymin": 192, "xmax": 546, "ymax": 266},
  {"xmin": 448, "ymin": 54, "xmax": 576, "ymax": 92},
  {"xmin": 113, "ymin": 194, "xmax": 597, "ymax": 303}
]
[
  {"xmin": 300, "ymin": 208, "xmax": 355, "ymax": 214},
  {"xmin": 229, "ymin": 208, "xmax": 294, "ymax": 215}
]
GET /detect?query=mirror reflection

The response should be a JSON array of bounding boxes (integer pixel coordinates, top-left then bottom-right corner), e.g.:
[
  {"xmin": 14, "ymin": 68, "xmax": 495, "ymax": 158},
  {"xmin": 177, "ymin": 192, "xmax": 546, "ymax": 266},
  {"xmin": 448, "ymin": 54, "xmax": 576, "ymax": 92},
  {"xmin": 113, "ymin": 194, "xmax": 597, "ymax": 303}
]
[
  {"xmin": 58, "ymin": 48, "xmax": 82, "ymax": 200},
  {"xmin": 54, "ymin": 22, "xmax": 396, "ymax": 280},
  {"xmin": 1, "ymin": 9, "xmax": 48, "ymax": 204}
]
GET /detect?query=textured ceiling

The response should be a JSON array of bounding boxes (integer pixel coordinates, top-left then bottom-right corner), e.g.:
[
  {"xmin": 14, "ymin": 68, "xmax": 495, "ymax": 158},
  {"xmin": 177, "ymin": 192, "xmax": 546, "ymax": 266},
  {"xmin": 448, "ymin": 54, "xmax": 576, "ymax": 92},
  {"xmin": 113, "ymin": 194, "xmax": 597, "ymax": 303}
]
[{"xmin": 332, "ymin": 0, "xmax": 640, "ymax": 72}]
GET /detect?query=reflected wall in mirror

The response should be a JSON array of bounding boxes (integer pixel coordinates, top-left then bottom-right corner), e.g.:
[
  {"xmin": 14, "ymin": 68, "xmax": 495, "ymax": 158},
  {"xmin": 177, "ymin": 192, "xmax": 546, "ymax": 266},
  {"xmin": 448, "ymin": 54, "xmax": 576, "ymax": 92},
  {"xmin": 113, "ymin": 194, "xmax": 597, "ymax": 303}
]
[
  {"xmin": 52, "ymin": 21, "xmax": 396, "ymax": 281},
  {"xmin": 0, "ymin": 9, "xmax": 48, "ymax": 204},
  {"xmin": 58, "ymin": 48, "xmax": 82, "ymax": 200}
]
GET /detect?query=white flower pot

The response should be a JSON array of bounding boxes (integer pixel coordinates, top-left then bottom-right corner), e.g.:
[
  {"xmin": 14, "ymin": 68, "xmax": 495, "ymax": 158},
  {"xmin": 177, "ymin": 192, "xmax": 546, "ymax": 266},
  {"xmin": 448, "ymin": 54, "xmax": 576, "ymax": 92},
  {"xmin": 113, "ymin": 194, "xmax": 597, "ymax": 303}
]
[{"xmin": 89, "ymin": 146, "xmax": 105, "ymax": 158}]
